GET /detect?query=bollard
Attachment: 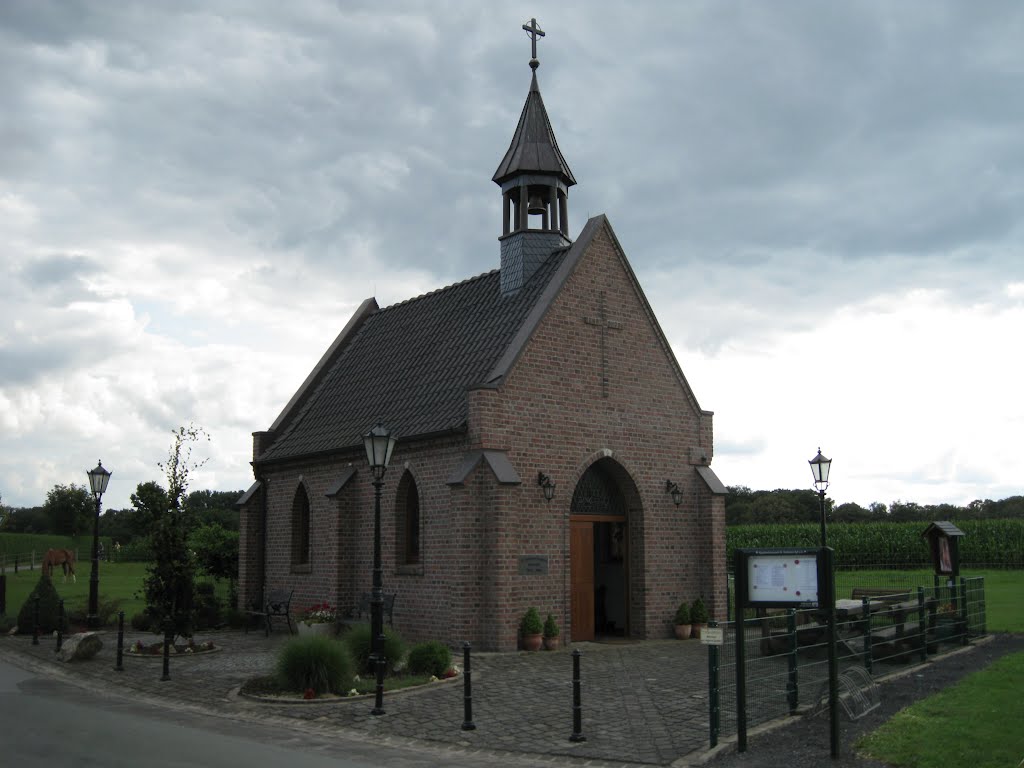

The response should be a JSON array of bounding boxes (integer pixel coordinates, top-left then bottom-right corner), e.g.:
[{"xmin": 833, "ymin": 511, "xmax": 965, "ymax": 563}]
[
  {"xmin": 569, "ymin": 648, "xmax": 586, "ymax": 742},
  {"xmin": 708, "ymin": 620, "xmax": 720, "ymax": 748},
  {"xmin": 161, "ymin": 625, "xmax": 171, "ymax": 681},
  {"xmin": 32, "ymin": 596, "xmax": 40, "ymax": 645},
  {"xmin": 1, "ymin": 573, "xmax": 6, "ymax": 615},
  {"xmin": 55, "ymin": 599, "xmax": 64, "ymax": 653},
  {"xmin": 461, "ymin": 641, "xmax": 476, "ymax": 730},
  {"xmin": 15, "ymin": 554, "xmax": 19, "ymax": 574},
  {"xmin": 114, "ymin": 611, "xmax": 125, "ymax": 671}
]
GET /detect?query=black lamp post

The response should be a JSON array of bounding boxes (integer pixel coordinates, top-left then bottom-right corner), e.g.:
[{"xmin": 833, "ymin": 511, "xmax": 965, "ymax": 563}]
[
  {"xmin": 808, "ymin": 448, "xmax": 831, "ymax": 548},
  {"xmin": 363, "ymin": 423, "xmax": 396, "ymax": 716},
  {"xmin": 86, "ymin": 460, "xmax": 112, "ymax": 629}
]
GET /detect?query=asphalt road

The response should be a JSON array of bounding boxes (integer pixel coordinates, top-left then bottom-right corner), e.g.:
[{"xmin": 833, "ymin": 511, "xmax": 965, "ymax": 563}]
[{"xmin": 0, "ymin": 657, "xmax": 558, "ymax": 768}]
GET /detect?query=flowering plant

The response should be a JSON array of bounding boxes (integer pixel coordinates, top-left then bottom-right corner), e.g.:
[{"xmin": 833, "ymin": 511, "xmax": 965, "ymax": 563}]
[{"xmin": 301, "ymin": 602, "xmax": 337, "ymax": 625}]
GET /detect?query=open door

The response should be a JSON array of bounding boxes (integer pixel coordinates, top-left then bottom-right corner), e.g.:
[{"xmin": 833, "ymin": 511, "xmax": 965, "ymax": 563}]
[{"xmin": 570, "ymin": 520, "xmax": 594, "ymax": 641}]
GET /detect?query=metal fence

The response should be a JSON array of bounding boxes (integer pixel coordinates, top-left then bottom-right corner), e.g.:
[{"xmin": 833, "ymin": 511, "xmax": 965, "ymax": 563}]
[{"xmin": 709, "ymin": 575, "xmax": 986, "ymax": 748}]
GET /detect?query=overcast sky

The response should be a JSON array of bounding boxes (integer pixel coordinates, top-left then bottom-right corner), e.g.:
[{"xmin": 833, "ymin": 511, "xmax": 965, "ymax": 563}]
[{"xmin": 2, "ymin": 1, "xmax": 1023, "ymax": 513}]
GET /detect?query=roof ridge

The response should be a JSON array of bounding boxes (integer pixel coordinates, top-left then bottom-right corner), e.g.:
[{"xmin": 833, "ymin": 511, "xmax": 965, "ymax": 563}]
[{"xmin": 378, "ymin": 268, "xmax": 500, "ymax": 313}]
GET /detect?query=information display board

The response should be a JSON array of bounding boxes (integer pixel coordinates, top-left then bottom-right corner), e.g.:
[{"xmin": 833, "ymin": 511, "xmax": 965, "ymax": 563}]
[{"xmin": 734, "ymin": 547, "xmax": 824, "ymax": 609}]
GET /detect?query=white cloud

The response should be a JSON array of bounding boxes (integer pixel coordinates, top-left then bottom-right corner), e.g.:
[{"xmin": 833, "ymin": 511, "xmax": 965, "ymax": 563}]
[{"xmin": 2, "ymin": 1, "xmax": 1024, "ymax": 511}]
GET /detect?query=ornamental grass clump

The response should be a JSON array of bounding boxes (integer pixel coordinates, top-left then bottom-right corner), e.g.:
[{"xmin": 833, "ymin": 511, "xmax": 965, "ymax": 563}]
[
  {"xmin": 407, "ymin": 640, "xmax": 452, "ymax": 678},
  {"xmin": 342, "ymin": 623, "xmax": 407, "ymax": 676},
  {"xmin": 276, "ymin": 635, "xmax": 354, "ymax": 696}
]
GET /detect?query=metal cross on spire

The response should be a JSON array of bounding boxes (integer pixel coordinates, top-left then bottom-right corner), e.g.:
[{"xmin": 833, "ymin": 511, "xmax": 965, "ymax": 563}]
[{"xmin": 522, "ymin": 17, "xmax": 545, "ymax": 64}]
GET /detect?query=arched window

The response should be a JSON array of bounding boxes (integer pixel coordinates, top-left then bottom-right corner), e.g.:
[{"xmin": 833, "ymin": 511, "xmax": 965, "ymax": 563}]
[
  {"xmin": 291, "ymin": 484, "xmax": 311, "ymax": 566},
  {"xmin": 395, "ymin": 472, "xmax": 420, "ymax": 566}
]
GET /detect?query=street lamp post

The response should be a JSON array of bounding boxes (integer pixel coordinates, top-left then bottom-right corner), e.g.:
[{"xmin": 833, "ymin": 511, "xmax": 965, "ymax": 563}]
[
  {"xmin": 86, "ymin": 460, "xmax": 112, "ymax": 629},
  {"xmin": 808, "ymin": 447, "xmax": 839, "ymax": 758},
  {"xmin": 363, "ymin": 423, "xmax": 396, "ymax": 716},
  {"xmin": 808, "ymin": 448, "xmax": 832, "ymax": 548}
]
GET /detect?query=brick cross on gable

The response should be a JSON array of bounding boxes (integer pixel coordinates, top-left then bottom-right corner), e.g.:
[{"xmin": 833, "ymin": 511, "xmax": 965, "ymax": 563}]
[{"xmin": 583, "ymin": 292, "xmax": 624, "ymax": 398}]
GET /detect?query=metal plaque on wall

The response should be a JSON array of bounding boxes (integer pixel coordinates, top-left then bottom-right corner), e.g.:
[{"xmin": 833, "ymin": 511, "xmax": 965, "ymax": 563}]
[{"xmin": 518, "ymin": 555, "xmax": 548, "ymax": 575}]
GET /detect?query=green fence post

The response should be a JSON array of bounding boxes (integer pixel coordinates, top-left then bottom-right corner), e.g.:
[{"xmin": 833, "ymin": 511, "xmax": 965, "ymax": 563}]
[
  {"xmin": 959, "ymin": 577, "xmax": 969, "ymax": 646},
  {"xmin": 708, "ymin": 619, "xmax": 720, "ymax": 748},
  {"xmin": 916, "ymin": 587, "xmax": 927, "ymax": 662},
  {"xmin": 861, "ymin": 596, "xmax": 873, "ymax": 673},
  {"xmin": 786, "ymin": 609, "xmax": 798, "ymax": 713}
]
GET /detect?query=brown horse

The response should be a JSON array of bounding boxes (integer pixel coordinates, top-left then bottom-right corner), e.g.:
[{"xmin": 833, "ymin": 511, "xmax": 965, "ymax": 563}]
[{"xmin": 42, "ymin": 548, "xmax": 76, "ymax": 583}]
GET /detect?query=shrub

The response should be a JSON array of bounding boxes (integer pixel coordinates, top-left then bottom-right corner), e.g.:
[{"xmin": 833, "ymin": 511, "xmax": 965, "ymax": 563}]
[
  {"xmin": 223, "ymin": 607, "xmax": 247, "ymax": 629},
  {"xmin": 690, "ymin": 597, "xmax": 709, "ymax": 624},
  {"xmin": 65, "ymin": 597, "xmax": 123, "ymax": 628},
  {"xmin": 275, "ymin": 635, "xmax": 354, "ymax": 696},
  {"xmin": 16, "ymin": 574, "xmax": 65, "ymax": 634},
  {"xmin": 543, "ymin": 613, "xmax": 560, "ymax": 638},
  {"xmin": 674, "ymin": 602, "xmax": 691, "ymax": 625},
  {"xmin": 192, "ymin": 582, "xmax": 222, "ymax": 630},
  {"xmin": 520, "ymin": 607, "xmax": 543, "ymax": 635},
  {"xmin": 406, "ymin": 641, "xmax": 452, "ymax": 677},
  {"xmin": 131, "ymin": 612, "xmax": 153, "ymax": 632},
  {"xmin": 342, "ymin": 623, "xmax": 407, "ymax": 676}
]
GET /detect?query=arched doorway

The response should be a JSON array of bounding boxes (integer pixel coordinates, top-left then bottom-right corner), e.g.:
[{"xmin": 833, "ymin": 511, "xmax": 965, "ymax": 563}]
[{"xmin": 569, "ymin": 459, "xmax": 636, "ymax": 641}]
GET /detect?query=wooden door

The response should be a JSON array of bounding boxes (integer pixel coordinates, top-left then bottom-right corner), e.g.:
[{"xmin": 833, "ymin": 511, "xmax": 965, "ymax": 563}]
[{"xmin": 570, "ymin": 520, "xmax": 594, "ymax": 641}]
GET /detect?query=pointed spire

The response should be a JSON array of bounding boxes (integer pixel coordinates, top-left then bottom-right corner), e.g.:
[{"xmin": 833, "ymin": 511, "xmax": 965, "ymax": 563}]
[
  {"xmin": 494, "ymin": 19, "xmax": 575, "ymax": 295},
  {"xmin": 492, "ymin": 69, "xmax": 577, "ymax": 187}
]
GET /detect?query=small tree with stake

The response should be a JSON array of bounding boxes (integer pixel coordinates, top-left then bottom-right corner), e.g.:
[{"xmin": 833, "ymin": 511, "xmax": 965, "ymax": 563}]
[{"xmin": 141, "ymin": 424, "xmax": 208, "ymax": 641}]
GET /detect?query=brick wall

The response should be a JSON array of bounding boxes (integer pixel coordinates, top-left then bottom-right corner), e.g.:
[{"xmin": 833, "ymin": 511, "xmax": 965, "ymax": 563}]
[{"xmin": 241, "ymin": 219, "xmax": 726, "ymax": 651}]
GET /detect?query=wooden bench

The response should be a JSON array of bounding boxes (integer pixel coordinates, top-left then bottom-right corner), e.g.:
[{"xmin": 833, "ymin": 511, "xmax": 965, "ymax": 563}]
[
  {"xmin": 848, "ymin": 588, "xmax": 938, "ymax": 660},
  {"xmin": 244, "ymin": 589, "xmax": 295, "ymax": 636},
  {"xmin": 337, "ymin": 592, "xmax": 396, "ymax": 630},
  {"xmin": 850, "ymin": 586, "xmax": 913, "ymax": 604}
]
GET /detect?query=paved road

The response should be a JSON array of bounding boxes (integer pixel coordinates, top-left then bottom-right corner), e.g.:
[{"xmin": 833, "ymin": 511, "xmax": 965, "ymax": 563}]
[
  {"xmin": 0, "ymin": 630, "xmax": 714, "ymax": 767},
  {"xmin": 2, "ymin": 655, "xmax": 647, "ymax": 768}
]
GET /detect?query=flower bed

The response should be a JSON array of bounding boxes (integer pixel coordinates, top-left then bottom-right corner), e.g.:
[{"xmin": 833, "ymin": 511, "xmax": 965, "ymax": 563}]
[
  {"xmin": 238, "ymin": 667, "xmax": 459, "ymax": 703},
  {"xmin": 299, "ymin": 602, "xmax": 337, "ymax": 627},
  {"xmin": 127, "ymin": 638, "xmax": 218, "ymax": 656}
]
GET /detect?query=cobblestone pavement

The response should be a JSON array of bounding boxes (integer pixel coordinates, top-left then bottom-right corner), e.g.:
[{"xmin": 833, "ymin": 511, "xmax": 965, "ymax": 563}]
[{"xmin": 0, "ymin": 630, "xmax": 715, "ymax": 767}]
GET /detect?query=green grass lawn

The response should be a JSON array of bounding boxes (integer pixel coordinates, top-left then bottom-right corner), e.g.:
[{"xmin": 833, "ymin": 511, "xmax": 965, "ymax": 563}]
[
  {"xmin": 857, "ymin": 650, "xmax": 1024, "ymax": 768},
  {"xmin": 2, "ymin": 561, "xmax": 150, "ymax": 622}
]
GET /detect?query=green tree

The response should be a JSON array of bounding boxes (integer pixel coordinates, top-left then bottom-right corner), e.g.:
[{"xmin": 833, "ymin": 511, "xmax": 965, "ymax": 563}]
[
  {"xmin": 184, "ymin": 489, "xmax": 242, "ymax": 531},
  {"xmin": 44, "ymin": 483, "xmax": 94, "ymax": 536},
  {"xmin": 190, "ymin": 523, "xmax": 239, "ymax": 606},
  {"xmin": 142, "ymin": 424, "xmax": 208, "ymax": 639}
]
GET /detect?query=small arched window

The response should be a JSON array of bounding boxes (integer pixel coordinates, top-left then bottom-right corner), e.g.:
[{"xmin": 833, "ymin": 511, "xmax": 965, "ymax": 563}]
[
  {"xmin": 395, "ymin": 472, "xmax": 420, "ymax": 566},
  {"xmin": 291, "ymin": 484, "xmax": 311, "ymax": 566}
]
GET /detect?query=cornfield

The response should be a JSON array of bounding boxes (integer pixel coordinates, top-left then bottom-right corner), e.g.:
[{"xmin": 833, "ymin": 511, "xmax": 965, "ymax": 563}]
[{"xmin": 726, "ymin": 519, "xmax": 1024, "ymax": 568}]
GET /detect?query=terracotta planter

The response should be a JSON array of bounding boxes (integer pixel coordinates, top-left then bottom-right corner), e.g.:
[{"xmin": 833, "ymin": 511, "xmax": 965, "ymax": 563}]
[
  {"xmin": 674, "ymin": 623, "xmax": 692, "ymax": 640},
  {"xmin": 522, "ymin": 633, "xmax": 543, "ymax": 651},
  {"xmin": 691, "ymin": 623, "xmax": 707, "ymax": 639},
  {"xmin": 543, "ymin": 635, "xmax": 559, "ymax": 650}
]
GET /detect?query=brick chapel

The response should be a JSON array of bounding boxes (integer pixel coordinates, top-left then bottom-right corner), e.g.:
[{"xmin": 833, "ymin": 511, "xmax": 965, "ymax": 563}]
[{"xmin": 237, "ymin": 23, "xmax": 728, "ymax": 651}]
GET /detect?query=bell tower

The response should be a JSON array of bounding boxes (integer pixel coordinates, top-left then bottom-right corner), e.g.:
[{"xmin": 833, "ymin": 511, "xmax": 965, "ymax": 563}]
[{"xmin": 493, "ymin": 18, "xmax": 576, "ymax": 295}]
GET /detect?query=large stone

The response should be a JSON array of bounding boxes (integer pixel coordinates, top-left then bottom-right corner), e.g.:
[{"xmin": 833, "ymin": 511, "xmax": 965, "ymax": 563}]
[{"xmin": 58, "ymin": 632, "xmax": 103, "ymax": 662}]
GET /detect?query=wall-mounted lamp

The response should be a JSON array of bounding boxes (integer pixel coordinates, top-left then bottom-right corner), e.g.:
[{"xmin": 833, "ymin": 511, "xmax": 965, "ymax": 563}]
[
  {"xmin": 665, "ymin": 479, "xmax": 683, "ymax": 507},
  {"xmin": 537, "ymin": 472, "xmax": 556, "ymax": 502}
]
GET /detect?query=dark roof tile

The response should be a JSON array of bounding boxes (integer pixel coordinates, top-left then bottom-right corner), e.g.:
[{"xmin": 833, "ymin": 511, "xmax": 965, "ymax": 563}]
[{"xmin": 260, "ymin": 250, "xmax": 568, "ymax": 462}]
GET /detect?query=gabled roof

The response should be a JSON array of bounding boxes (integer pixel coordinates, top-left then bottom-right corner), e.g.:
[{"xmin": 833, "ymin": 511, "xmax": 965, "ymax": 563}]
[
  {"xmin": 258, "ymin": 250, "xmax": 568, "ymax": 463},
  {"xmin": 492, "ymin": 70, "xmax": 576, "ymax": 187}
]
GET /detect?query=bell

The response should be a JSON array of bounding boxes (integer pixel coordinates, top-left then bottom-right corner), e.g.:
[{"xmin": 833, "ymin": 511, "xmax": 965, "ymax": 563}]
[{"xmin": 527, "ymin": 193, "xmax": 546, "ymax": 215}]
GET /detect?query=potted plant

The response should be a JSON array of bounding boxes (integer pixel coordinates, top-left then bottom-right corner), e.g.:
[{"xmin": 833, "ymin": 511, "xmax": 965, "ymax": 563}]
[
  {"xmin": 673, "ymin": 601, "xmax": 692, "ymax": 639},
  {"xmin": 543, "ymin": 613, "xmax": 560, "ymax": 650},
  {"xmin": 690, "ymin": 597, "xmax": 709, "ymax": 639},
  {"xmin": 298, "ymin": 602, "xmax": 337, "ymax": 636},
  {"xmin": 520, "ymin": 607, "xmax": 543, "ymax": 651}
]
